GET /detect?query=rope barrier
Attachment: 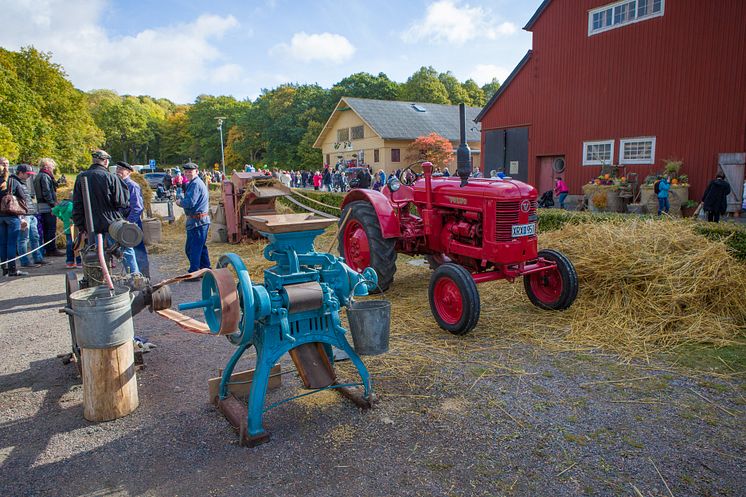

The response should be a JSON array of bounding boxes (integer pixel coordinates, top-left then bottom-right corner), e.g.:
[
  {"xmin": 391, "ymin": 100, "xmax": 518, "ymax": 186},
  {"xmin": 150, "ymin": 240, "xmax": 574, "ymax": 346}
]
[
  {"xmin": 1, "ymin": 231, "xmax": 65, "ymax": 266},
  {"xmin": 289, "ymin": 189, "xmax": 342, "ymax": 211},
  {"xmin": 283, "ymin": 195, "xmax": 338, "ymax": 219}
]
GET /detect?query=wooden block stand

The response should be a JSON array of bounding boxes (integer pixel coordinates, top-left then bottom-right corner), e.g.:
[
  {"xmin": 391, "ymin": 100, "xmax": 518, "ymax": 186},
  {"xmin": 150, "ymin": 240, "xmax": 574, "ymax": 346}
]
[{"xmin": 82, "ymin": 340, "xmax": 139, "ymax": 422}]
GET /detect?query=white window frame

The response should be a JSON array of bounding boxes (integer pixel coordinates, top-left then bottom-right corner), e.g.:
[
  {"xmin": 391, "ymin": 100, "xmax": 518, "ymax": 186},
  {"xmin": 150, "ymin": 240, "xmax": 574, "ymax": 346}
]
[
  {"xmin": 588, "ymin": 0, "xmax": 665, "ymax": 36},
  {"xmin": 619, "ymin": 136, "xmax": 656, "ymax": 165},
  {"xmin": 583, "ymin": 140, "xmax": 615, "ymax": 166}
]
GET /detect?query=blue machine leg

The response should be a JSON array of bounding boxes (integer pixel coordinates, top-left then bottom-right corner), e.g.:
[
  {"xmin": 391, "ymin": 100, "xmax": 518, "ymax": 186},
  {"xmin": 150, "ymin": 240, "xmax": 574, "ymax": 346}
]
[
  {"xmin": 219, "ymin": 342, "xmax": 251, "ymax": 400},
  {"xmin": 246, "ymin": 348, "xmax": 276, "ymax": 439},
  {"xmin": 334, "ymin": 336, "xmax": 372, "ymax": 398}
]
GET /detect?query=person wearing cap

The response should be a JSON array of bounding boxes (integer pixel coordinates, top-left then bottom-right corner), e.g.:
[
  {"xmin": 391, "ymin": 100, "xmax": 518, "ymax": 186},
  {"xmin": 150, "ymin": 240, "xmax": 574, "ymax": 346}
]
[
  {"xmin": 34, "ymin": 158, "xmax": 64, "ymax": 257},
  {"xmin": 15, "ymin": 164, "xmax": 46, "ymax": 268},
  {"xmin": 72, "ymin": 150, "xmax": 137, "ymax": 272},
  {"xmin": 115, "ymin": 161, "xmax": 149, "ymax": 277},
  {"xmin": 176, "ymin": 162, "xmax": 211, "ymax": 275}
]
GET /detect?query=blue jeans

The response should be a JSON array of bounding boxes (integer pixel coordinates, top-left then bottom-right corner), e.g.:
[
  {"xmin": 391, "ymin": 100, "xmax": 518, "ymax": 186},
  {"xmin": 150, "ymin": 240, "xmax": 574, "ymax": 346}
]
[
  {"xmin": 133, "ymin": 219, "xmax": 150, "ymax": 278},
  {"xmin": 185, "ymin": 224, "xmax": 211, "ymax": 272},
  {"xmin": 657, "ymin": 196, "xmax": 670, "ymax": 215},
  {"xmin": 104, "ymin": 234, "xmax": 140, "ymax": 275},
  {"xmin": 0, "ymin": 215, "xmax": 22, "ymax": 272},
  {"xmin": 66, "ymin": 233, "xmax": 81, "ymax": 265},
  {"xmin": 558, "ymin": 192, "xmax": 568, "ymax": 209},
  {"xmin": 19, "ymin": 215, "xmax": 44, "ymax": 265}
]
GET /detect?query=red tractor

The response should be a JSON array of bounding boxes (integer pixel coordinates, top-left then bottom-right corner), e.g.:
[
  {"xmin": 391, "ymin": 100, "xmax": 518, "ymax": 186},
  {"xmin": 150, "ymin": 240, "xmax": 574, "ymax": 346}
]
[{"xmin": 337, "ymin": 106, "xmax": 577, "ymax": 335}]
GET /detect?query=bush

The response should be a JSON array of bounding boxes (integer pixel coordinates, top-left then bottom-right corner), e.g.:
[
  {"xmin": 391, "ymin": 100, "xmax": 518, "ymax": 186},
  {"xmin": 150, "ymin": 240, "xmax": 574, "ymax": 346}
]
[
  {"xmin": 694, "ymin": 223, "xmax": 746, "ymax": 261},
  {"xmin": 279, "ymin": 189, "xmax": 345, "ymax": 217}
]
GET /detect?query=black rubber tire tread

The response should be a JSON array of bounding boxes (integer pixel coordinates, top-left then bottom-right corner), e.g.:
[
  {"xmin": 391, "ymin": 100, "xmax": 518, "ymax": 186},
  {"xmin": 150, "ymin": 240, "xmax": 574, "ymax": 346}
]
[
  {"xmin": 428, "ymin": 263, "xmax": 481, "ymax": 335},
  {"xmin": 338, "ymin": 200, "xmax": 397, "ymax": 292},
  {"xmin": 523, "ymin": 249, "xmax": 578, "ymax": 311}
]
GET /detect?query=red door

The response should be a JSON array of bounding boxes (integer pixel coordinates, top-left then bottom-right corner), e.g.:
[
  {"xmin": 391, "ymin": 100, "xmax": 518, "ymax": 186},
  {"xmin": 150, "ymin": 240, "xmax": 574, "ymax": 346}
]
[{"xmin": 538, "ymin": 156, "xmax": 565, "ymax": 195}]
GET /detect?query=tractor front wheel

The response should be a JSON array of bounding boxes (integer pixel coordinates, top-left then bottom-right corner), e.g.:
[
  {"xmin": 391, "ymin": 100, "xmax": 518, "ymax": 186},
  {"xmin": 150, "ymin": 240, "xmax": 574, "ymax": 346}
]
[
  {"xmin": 429, "ymin": 263, "xmax": 480, "ymax": 335},
  {"xmin": 338, "ymin": 200, "xmax": 397, "ymax": 292},
  {"xmin": 523, "ymin": 249, "xmax": 578, "ymax": 310}
]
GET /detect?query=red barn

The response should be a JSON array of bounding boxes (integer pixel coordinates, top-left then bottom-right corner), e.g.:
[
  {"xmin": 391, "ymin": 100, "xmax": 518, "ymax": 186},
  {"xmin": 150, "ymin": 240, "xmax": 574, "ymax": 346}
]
[{"xmin": 476, "ymin": 0, "xmax": 746, "ymax": 207}]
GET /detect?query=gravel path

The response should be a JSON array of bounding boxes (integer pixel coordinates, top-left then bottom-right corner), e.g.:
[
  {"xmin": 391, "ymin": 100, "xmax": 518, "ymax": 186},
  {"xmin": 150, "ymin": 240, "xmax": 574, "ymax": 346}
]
[{"xmin": 1, "ymin": 252, "xmax": 744, "ymax": 497}]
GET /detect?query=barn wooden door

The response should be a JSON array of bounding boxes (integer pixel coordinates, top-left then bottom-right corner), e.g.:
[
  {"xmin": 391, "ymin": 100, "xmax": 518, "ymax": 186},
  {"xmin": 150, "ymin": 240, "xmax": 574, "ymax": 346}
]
[
  {"xmin": 538, "ymin": 157, "xmax": 555, "ymax": 195},
  {"xmin": 719, "ymin": 153, "xmax": 745, "ymax": 212}
]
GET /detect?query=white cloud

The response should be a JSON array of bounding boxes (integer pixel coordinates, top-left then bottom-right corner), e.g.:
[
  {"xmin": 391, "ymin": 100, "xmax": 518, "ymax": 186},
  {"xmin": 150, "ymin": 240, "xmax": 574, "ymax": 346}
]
[
  {"xmin": 469, "ymin": 64, "xmax": 511, "ymax": 85},
  {"xmin": 0, "ymin": 0, "xmax": 242, "ymax": 103},
  {"xmin": 272, "ymin": 32, "xmax": 355, "ymax": 64},
  {"xmin": 402, "ymin": 0, "xmax": 517, "ymax": 45}
]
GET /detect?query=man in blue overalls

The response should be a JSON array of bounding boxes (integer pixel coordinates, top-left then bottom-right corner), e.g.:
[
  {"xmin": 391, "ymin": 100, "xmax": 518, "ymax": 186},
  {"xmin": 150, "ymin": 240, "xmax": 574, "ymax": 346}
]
[{"xmin": 176, "ymin": 162, "xmax": 211, "ymax": 277}]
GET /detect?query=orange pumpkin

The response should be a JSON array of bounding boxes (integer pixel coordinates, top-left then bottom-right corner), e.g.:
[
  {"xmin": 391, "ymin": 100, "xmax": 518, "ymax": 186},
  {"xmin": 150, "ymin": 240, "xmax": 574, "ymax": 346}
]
[
  {"xmin": 604, "ymin": 174, "xmax": 611, "ymax": 180},
  {"xmin": 620, "ymin": 176, "xmax": 626, "ymax": 182},
  {"xmin": 671, "ymin": 178, "xmax": 679, "ymax": 185},
  {"xmin": 594, "ymin": 179, "xmax": 602, "ymax": 185}
]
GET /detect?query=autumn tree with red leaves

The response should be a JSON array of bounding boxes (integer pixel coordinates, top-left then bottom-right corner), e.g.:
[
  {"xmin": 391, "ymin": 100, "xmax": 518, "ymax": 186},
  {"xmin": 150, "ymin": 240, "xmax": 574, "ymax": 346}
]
[{"xmin": 406, "ymin": 132, "xmax": 454, "ymax": 167}]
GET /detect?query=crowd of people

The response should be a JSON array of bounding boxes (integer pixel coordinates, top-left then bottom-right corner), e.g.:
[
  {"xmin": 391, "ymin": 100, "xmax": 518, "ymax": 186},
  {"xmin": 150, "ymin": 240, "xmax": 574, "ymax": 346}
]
[{"xmin": 0, "ymin": 152, "xmax": 153, "ymax": 278}]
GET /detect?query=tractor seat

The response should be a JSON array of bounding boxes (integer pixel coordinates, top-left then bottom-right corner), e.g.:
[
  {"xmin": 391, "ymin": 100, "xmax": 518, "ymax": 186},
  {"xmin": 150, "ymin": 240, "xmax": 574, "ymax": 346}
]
[{"xmin": 390, "ymin": 184, "xmax": 414, "ymax": 206}]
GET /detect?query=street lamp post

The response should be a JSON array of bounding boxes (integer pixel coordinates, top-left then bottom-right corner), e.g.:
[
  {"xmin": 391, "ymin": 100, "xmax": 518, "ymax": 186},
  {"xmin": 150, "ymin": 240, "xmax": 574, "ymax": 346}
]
[{"xmin": 216, "ymin": 116, "xmax": 227, "ymax": 176}]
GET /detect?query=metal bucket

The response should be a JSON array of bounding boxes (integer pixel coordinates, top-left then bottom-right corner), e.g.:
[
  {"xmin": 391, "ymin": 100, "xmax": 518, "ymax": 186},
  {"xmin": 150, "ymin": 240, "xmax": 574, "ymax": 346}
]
[
  {"xmin": 347, "ymin": 299, "xmax": 391, "ymax": 356},
  {"xmin": 68, "ymin": 286, "xmax": 134, "ymax": 349}
]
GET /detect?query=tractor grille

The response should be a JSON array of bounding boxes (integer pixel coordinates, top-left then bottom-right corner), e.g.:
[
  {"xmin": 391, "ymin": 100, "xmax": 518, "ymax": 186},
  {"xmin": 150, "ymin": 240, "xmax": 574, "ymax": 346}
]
[{"xmin": 494, "ymin": 200, "xmax": 537, "ymax": 242}]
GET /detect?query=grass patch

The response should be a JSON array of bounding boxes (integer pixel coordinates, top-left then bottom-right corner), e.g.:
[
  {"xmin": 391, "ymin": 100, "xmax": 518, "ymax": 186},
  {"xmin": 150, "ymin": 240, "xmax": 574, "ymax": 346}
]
[{"xmin": 670, "ymin": 342, "xmax": 746, "ymax": 373}]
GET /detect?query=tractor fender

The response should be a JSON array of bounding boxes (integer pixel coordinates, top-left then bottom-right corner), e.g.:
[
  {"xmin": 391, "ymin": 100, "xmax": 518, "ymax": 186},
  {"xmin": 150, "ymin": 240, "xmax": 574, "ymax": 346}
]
[{"xmin": 340, "ymin": 189, "xmax": 401, "ymax": 239}]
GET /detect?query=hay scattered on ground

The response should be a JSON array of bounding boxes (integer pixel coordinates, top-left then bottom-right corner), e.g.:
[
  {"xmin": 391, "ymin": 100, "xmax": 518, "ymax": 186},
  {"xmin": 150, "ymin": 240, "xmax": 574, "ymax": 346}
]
[{"xmin": 157, "ymin": 217, "xmax": 746, "ymax": 384}]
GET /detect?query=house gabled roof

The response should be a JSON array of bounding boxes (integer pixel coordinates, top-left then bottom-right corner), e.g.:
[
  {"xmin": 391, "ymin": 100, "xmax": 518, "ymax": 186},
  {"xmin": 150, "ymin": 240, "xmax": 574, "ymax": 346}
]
[
  {"xmin": 474, "ymin": 50, "xmax": 533, "ymax": 123},
  {"xmin": 313, "ymin": 97, "xmax": 482, "ymax": 148},
  {"xmin": 524, "ymin": 0, "xmax": 552, "ymax": 30}
]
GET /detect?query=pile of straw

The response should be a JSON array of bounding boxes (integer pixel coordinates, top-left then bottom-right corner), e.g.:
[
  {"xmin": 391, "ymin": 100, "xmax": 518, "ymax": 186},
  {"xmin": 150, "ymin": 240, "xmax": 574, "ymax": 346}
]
[
  {"xmin": 531, "ymin": 218, "xmax": 746, "ymax": 357},
  {"xmin": 161, "ymin": 217, "xmax": 746, "ymax": 382}
]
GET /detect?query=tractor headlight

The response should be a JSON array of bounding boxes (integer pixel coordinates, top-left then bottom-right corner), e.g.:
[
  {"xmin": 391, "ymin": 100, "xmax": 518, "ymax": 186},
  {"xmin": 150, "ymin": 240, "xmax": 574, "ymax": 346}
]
[{"xmin": 388, "ymin": 177, "xmax": 401, "ymax": 192}]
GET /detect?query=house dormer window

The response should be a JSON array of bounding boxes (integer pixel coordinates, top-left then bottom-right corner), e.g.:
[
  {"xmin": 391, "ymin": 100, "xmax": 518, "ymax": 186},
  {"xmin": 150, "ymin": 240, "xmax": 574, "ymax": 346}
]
[{"xmin": 589, "ymin": 0, "xmax": 664, "ymax": 36}]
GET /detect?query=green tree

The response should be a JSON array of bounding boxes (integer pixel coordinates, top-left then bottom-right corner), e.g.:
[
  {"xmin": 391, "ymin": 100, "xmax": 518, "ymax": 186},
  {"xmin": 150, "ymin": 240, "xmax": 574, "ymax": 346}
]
[
  {"xmin": 187, "ymin": 95, "xmax": 250, "ymax": 167},
  {"xmin": 1, "ymin": 47, "xmax": 102, "ymax": 171},
  {"xmin": 438, "ymin": 71, "xmax": 469, "ymax": 105},
  {"xmin": 0, "ymin": 124, "xmax": 20, "ymax": 161},
  {"xmin": 160, "ymin": 105, "xmax": 193, "ymax": 165},
  {"xmin": 481, "ymin": 78, "xmax": 501, "ymax": 101},
  {"xmin": 462, "ymin": 79, "xmax": 486, "ymax": 107},
  {"xmin": 296, "ymin": 120, "xmax": 323, "ymax": 169},
  {"xmin": 401, "ymin": 66, "xmax": 450, "ymax": 104},
  {"xmin": 330, "ymin": 72, "xmax": 400, "ymax": 102}
]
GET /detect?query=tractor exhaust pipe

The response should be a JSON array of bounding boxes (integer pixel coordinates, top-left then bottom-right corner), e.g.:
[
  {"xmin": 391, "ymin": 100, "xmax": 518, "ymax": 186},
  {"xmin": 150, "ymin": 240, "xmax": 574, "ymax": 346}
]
[{"xmin": 456, "ymin": 103, "xmax": 471, "ymax": 187}]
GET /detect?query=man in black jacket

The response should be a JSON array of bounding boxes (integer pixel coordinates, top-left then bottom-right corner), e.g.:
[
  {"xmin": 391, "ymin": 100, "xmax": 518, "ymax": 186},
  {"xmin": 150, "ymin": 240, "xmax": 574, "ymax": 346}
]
[
  {"xmin": 72, "ymin": 150, "xmax": 130, "ymax": 236},
  {"xmin": 34, "ymin": 157, "xmax": 63, "ymax": 256},
  {"xmin": 702, "ymin": 172, "xmax": 731, "ymax": 223}
]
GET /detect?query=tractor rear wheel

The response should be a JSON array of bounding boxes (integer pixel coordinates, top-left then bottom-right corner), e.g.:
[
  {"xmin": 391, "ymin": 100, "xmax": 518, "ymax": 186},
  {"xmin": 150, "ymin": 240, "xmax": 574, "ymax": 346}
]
[
  {"xmin": 338, "ymin": 200, "xmax": 397, "ymax": 292},
  {"xmin": 429, "ymin": 263, "xmax": 480, "ymax": 335},
  {"xmin": 523, "ymin": 249, "xmax": 578, "ymax": 310}
]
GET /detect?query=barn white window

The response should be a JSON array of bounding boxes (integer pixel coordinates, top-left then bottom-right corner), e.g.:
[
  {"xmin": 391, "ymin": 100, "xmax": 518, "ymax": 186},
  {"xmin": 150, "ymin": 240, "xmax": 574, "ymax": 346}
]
[
  {"xmin": 589, "ymin": 0, "xmax": 664, "ymax": 36},
  {"xmin": 620, "ymin": 137, "xmax": 656, "ymax": 164},
  {"xmin": 583, "ymin": 140, "xmax": 614, "ymax": 166}
]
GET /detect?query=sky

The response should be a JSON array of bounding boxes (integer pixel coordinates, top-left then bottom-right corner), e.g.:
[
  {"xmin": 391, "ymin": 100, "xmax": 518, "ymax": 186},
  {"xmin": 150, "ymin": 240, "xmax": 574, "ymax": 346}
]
[{"xmin": 0, "ymin": 0, "xmax": 544, "ymax": 104}]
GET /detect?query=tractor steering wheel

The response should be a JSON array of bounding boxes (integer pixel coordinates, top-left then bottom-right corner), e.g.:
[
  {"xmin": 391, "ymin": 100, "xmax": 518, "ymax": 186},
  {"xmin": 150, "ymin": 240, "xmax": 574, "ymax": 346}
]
[{"xmin": 398, "ymin": 160, "xmax": 425, "ymax": 186}]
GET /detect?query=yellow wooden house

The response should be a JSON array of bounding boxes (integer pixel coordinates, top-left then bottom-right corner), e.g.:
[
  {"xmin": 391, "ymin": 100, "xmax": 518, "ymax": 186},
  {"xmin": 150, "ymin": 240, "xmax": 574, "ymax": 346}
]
[{"xmin": 314, "ymin": 97, "xmax": 481, "ymax": 174}]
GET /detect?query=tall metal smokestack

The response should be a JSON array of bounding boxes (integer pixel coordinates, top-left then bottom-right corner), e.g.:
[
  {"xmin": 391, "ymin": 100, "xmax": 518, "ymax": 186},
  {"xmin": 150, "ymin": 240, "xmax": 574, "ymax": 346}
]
[{"xmin": 456, "ymin": 103, "xmax": 471, "ymax": 187}]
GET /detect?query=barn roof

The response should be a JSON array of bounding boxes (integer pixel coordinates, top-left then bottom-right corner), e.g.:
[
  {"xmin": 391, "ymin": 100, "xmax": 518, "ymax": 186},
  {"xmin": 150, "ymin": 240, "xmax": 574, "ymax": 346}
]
[
  {"xmin": 313, "ymin": 97, "xmax": 482, "ymax": 148},
  {"xmin": 524, "ymin": 0, "xmax": 552, "ymax": 30},
  {"xmin": 474, "ymin": 50, "xmax": 533, "ymax": 123}
]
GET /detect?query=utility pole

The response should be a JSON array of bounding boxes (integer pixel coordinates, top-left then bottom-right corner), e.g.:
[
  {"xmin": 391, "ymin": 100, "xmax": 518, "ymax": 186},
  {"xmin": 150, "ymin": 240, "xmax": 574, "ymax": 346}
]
[{"xmin": 216, "ymin": 116, "xmax": 227, "ymax": 176}]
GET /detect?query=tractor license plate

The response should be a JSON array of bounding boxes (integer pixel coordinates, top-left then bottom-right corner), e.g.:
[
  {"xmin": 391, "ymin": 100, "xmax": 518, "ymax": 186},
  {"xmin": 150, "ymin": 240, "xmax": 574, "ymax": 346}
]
[{"xmin": 511, "ymin": 223, "xmax": 536, "ymax": 238}]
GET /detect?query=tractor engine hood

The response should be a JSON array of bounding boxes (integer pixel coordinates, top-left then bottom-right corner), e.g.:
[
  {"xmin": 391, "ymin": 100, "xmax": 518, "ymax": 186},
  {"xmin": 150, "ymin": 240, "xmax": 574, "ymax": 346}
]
[{"xmin": 413, "ymin": 176, "xmax": 537, "ymax": 205}]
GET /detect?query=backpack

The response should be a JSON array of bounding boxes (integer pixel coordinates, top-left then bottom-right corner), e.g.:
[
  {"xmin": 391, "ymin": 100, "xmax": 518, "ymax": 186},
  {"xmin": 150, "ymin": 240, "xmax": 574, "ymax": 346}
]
[{"xmin": 653, "ymin": 180, "xmax": 660, "ymax": 194}]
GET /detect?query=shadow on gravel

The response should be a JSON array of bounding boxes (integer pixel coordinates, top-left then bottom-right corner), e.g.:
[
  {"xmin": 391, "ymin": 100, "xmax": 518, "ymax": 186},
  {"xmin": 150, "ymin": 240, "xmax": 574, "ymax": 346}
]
[
  {"xmin": 0, "ymin": 357, "xmax": 86, "ymax": 488},
  {"xmin": 0, "ymin": 292, "xmax": 65, "ymax": 314}
]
